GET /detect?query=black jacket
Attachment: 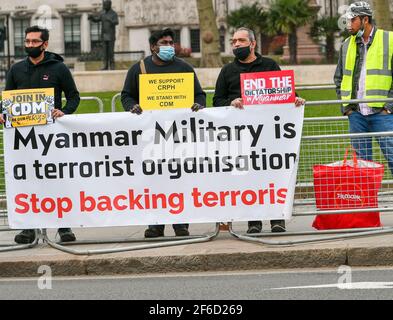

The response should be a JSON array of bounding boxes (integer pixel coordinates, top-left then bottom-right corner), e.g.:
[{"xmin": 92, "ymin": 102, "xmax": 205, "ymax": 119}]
[
  {"xmin": 213, "ymin": 53, "xmax": 281, "ymax": 107},
  {"xmin": 5, "ymin": 51, "xmax": 80, "ymax": 114},
  {"xmin": 121, "ymin": 56, "xmax": 206, "ymax": 111}
]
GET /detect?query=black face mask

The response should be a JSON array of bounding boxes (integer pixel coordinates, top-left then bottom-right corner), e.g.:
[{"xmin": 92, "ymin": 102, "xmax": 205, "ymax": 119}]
[
  {"xmin": 25, "ymin": 46, "xmax": 44, "ymax": 58},
  {"xmin": 233, "ymin": 46, "xmax": 251, "ymax": 61}
]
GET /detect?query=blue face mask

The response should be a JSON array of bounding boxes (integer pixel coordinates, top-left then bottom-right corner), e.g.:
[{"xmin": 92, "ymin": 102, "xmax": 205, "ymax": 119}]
[
  {"xmin": 356, "ymin": 28, "xmax": 365, "ymax": 38},
  {"xmin": 157, "ymin": 46, "xmax": 175, "ymax": 61},
  {"xmin": 356, "ymin": 17, "xmax": 365, "ymax": 38}
]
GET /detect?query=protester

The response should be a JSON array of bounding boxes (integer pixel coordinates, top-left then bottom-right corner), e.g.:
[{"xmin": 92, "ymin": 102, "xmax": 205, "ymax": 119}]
[
  {"xmin": 0, "ymin": 25, "xmax": 80, "ymax": 244},
  {"xmin": 121, "ymin": 28, "xmax": 206, "ymax": 238},
  {"xmin": 212, "ymin": 27, "xmax": 305, "ymax": 234}
]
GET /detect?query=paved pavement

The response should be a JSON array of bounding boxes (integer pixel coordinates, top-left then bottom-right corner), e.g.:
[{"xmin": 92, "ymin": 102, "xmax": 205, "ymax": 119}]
[{"xmin": 1, "ymin": 214, "xmax": 393, "ymax": 278}]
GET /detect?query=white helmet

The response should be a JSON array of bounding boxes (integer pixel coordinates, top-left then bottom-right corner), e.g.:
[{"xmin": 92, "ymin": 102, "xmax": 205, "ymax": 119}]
[{"xmin": 345, "ymin": 2, "xmax": 373, "ymax": 19}]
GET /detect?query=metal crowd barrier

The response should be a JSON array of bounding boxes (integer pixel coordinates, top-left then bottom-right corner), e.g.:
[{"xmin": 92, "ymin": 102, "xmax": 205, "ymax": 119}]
[
  {"xmin": 62, "ymin": 96, "xmax": 104, "ymax": 113},
  {"xmin": 42, "ymin": 225, "xmax": 220, "ymax": 256},
  {"xmin": 2, "ymin": 93, "xmax": 393, "ymax": 254},
  {"xmin": 0, "ymin": 94, "xmax": 219, "ymax": 254},
  {"xmin": 0, "ymin": 127, "xmax": 43, "ymax": 252},
  {"xmin": 51, "ymin": 86, "xmax": 341, "ymax": 254},
  {"xmin": 229, "ymin": 97, "xmax": 393, "ymax": 245},
  {"xmin": 111, "ymin": 92, "xmax": 120, "ymax": 112},
  {"xmin": 0, "ymin": 96, "xmax": 104, "ymax": 252}
]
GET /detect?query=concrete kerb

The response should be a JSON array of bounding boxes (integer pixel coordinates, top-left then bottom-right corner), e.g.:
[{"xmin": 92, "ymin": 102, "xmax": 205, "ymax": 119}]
[
  {"xmin": 3, "ymin": 243, "xmax": 393, "ymax": 278},
  {"xmin": 2, "ymin": 93, "xmax": 393, "ymax": 275},
  {"xmin": 347, "ymin": 246, "xmax": 393, "ymax": 266},
  {"xmin": 1, "ymin": 226, "xmax": 393, "ymax": 277},
  {"xmin": 0, "ymin": 248, "xmax": 348, "ymax": 278}
]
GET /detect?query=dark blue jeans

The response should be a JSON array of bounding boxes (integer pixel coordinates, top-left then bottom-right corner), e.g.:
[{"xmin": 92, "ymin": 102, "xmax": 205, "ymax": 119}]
[{"xmin": 348, "ymin": 111, "xmax": 393, "ymax": 174}]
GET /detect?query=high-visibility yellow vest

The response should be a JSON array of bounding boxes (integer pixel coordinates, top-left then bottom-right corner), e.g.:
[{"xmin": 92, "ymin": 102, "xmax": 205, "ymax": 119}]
[{"xmin": 340, "ymin": 29, "xmax": 393, "ymax": 107}]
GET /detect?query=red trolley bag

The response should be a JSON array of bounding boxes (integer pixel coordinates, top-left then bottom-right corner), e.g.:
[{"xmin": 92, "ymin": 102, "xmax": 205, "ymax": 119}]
[{"xmin": 312, "ymin": 148, "xmax": 384, "ymax": 230}]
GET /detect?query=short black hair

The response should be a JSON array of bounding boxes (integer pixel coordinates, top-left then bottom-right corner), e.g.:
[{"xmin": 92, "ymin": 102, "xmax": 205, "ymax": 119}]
[
  {"xmin": 360, "ymin": 15, "xmax": 373, "ymax": 24},
  {"xmin": 149, "ymin": 28, "xmax": 175, "ymax": 46},
  {"xmin": 25, "ymin": 25, "xmax": 49, "ymax": 42}
]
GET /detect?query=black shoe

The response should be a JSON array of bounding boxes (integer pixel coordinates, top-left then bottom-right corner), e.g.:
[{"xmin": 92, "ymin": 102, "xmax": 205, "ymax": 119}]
[
  {"xmin": 58, "ymin": 228, "xmax": 76, "ymax": 242},
  {"xmin": 247, "ymin": 221, "xmax": 262, "ymax": 234},
  {"xmin": 271, "ymin": 220, "xmax": 286, "ymax": 233},
  {"xmin": 14, "ymin": 229, "xmax": 36, "ymax": 244},
  {"xmin": 174, "ymin": 228, "xmax": 189, "ymax": 236},
  {"xmin": 144, "ymin": 227, "xmax": 164, "ymax": 238},
  {"xmin": 247, "ymin": 226, "xmax": 262, "ymax": 234}
]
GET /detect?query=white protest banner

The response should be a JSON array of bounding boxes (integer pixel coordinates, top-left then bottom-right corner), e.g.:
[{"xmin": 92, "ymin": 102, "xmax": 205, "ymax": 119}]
[{"xmin": 4, "ymin": 105, "xmax": 304, "ymax": 229}]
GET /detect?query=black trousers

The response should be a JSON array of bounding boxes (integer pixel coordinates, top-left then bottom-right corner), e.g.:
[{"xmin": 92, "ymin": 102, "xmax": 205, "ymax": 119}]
[{"xmin": 148, "ymin": 224, "xmax": 189, "ymax": 231}]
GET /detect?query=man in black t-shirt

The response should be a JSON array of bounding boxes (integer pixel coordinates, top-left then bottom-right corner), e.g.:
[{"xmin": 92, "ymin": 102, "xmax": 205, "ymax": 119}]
[{"xmin": 121, "ymin": 28, "xmax": 206, "ymax": 238}]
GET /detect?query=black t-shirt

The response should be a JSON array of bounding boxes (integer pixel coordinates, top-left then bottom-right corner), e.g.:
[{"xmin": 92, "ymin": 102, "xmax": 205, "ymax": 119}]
[{"xmin": 213, "ymin": 54, "xmax": 281, "ymax": 107}]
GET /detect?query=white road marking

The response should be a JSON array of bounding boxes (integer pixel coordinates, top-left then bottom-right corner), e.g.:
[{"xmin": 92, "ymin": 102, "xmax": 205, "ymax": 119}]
[{"xmin": 271, "ymin": 282, "xmax": 393, "ymax": 290}]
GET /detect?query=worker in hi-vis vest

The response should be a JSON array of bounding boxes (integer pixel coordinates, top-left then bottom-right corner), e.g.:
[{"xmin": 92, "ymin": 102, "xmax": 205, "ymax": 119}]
[{"xmin": 334, "ymin": 1, "xmax": 393, "ymax": 174}]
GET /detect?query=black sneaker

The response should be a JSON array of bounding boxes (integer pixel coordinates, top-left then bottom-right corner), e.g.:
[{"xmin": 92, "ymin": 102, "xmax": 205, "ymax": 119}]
[
  {"xmin": 144, "ymin": 227, "xmax": 164, "ymax": 238},
  {"xmin": 270, "ymin": 220, "xmax": 286, "ymax": 233},
  {"xmin": 174, "ymin": 228, "xmax": 189, "ymax": 237},
  {"xmin": 58, "ymin": 228, "xmax": 76, "ymax": 242},
  {"xmin": 14, "ymin": 229, "xmax": 36, "ymax": 244},
  {"xmin": 247, "ymin": 221, "xmax": 262, "ymax": 234},
  {"xmin": 247, "ymin": 226, "xmax": 262, "ymax": 234}
]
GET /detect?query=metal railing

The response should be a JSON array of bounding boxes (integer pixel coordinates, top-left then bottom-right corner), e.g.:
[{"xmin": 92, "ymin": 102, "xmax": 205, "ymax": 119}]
[
  {"xmin": 42, "ymin": 225, "xmax": 220, "ymax": 256},
  {"xmin": 62, "ymin": 96, "xmax": 104, "ymax": 113},
  {"xmin": 2, "ymin": 94, "xmax": 393, "ymax": 254},
  {"xmin": 229, "ymin": 97, "xmax": 393, "ymax": 245},
  {"xmin": 0, "ymin": 229, "xmax": 41, "ymax": 253},
  {"xmin": 0, "ymin": 96, "xmax": 104, "ymax": 252},
  {"xmin": 111, "ymin": 92, "xmax": 121, "ymax": 112}
]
